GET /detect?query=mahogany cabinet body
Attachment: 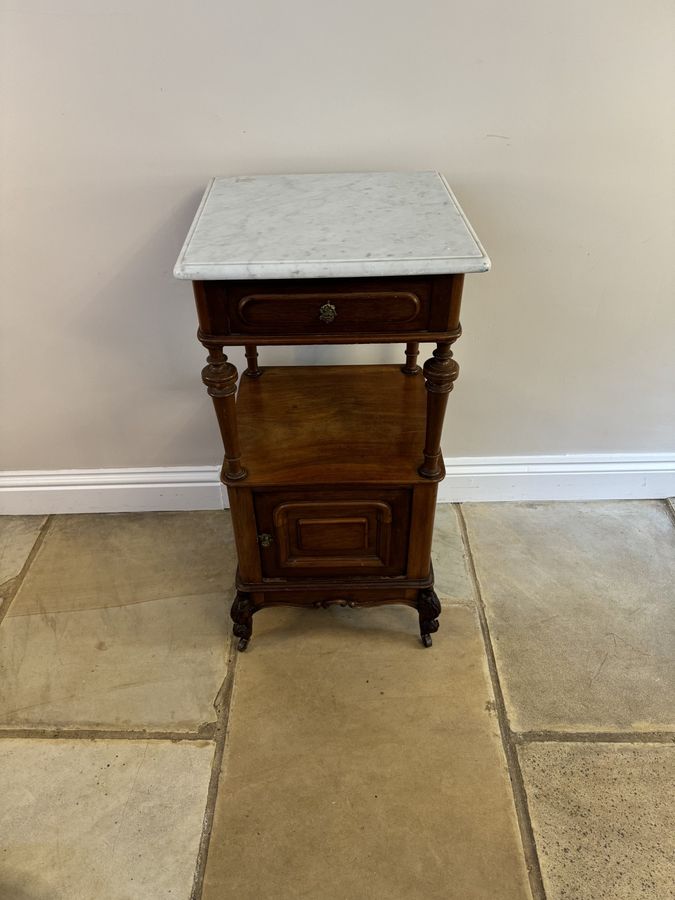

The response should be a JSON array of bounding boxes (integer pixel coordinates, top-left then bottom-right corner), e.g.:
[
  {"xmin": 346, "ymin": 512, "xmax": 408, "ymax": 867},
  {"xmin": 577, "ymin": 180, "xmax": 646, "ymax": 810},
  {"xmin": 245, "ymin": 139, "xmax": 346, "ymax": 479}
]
[{"xmin": 193, "ymin": 273, "xmax": 465, "ymax": 649}]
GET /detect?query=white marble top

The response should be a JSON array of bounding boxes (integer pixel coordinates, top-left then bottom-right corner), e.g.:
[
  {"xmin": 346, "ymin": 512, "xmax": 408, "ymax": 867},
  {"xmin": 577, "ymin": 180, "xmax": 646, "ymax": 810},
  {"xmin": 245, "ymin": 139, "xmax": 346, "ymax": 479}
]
[{"xmin": 174, "ymin": 171, "xmax": 490, "ymax": 280}]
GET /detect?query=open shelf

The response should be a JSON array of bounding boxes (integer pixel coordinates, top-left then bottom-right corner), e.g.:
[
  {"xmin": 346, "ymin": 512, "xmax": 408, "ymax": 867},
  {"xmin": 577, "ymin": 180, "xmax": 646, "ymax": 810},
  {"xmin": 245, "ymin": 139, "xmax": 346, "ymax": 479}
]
[{"xmin": 232, "ymin": 364, "xmax": 433, "ymax": 487}]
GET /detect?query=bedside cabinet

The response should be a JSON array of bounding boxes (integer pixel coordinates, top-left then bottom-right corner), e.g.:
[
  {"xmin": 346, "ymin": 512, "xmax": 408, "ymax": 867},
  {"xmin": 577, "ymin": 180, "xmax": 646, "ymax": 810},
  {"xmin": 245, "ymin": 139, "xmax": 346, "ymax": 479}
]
[{"xmin": 174, "ymin": 172, "xmax": 489, "ymax": 649}]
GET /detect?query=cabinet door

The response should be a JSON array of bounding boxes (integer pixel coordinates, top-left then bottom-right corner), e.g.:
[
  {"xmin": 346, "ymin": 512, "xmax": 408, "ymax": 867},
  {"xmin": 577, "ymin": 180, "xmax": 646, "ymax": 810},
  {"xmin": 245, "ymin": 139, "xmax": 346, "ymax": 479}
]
[{"xmin": 254, "ymin": 489, "xmax": 411, "ymax": 578}]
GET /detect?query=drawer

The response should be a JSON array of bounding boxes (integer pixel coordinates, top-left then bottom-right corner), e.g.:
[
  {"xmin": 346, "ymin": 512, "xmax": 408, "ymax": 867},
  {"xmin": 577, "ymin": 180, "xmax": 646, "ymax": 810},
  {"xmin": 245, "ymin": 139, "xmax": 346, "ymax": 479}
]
[
  {"xmin": 229, "ymin": 286, "xmax": 429, "ymax": 335},
  {"xmin": 254, "ymin": 488, "xmax": 411, "ymax": 578},
  {"xmin": 193, "ymin": 275, "xmax": 463, "ymax": 340}
]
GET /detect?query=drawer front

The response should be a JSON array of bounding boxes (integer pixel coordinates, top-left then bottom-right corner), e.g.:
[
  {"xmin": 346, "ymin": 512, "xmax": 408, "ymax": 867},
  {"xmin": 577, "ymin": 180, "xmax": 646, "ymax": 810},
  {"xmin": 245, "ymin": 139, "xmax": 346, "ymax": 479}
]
[
  {"xmin": 194, "ymin": 275, "xmax": 463, "ymax": 340},
  {"xmin": 196, "ymin": 277, "xmax": 452, "ymax": 339},
  {"xmin": 231, "ymin": 288, "xmax": 429, "ymax": 335},
  {"xmin": 254, "ymin": 489, "xmax": 411, "ymax": 578}
]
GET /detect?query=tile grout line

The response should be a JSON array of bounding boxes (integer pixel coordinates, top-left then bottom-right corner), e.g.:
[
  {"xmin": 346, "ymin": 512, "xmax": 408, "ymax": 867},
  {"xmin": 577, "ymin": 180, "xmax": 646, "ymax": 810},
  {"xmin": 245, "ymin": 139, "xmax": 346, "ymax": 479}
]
[
  {"xmin": 454, "ymin": 503, "xmax": 547, "ymax": 900},
  {"xmin": 514, "ymin": 730, "xmax": 675, "ymax": 745},
  {"xmin": 0, "ymin": 726, "xmax": 217, "ymax": 741},
  {"xmin": 0, "ymin": 515, "xmax": 54, "ymax": 630},
  {"xmin": 190, "ymin": 634, "xmax": 239, "ymax": 900}
]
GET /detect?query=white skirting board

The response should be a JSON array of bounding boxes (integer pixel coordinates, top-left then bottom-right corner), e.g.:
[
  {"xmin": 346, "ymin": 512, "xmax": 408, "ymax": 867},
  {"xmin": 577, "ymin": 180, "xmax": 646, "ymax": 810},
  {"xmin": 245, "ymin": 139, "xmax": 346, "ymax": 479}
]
[
  {"xmin": 0, "ymin": 467, "xmax": 227, "ymax": 515},
  {"xmin": 436, "ymin": 454, "xmax": 675, "ymax": 503},
  {"xmin": 1, "ymin": 455, "xmax": 674, "ymax": 515}
]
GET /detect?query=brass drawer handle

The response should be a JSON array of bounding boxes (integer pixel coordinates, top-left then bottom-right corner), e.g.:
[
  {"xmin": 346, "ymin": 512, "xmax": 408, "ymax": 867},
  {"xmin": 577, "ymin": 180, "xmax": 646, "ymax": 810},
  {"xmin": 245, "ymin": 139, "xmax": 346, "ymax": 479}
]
[{"xmin": 319, "ymin": 302, "xmax": 337, "ymax": 324}]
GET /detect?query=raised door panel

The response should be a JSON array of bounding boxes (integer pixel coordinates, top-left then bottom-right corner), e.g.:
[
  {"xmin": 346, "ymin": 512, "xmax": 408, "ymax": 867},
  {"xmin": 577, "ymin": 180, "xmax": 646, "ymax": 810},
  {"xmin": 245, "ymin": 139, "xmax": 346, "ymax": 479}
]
[{"xmin": 254, "ymin": 489, "xmax": 411, "ymax": 578}]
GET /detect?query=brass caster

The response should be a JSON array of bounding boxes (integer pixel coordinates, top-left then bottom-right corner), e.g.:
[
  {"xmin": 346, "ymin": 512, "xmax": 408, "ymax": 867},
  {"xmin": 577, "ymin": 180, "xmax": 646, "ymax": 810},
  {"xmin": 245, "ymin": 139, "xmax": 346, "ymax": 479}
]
[
  {"xmin": 421, "ymin": 634, "xmax": 433, "ymax": 648},
  {"xmin": 237, "ymin": 637, "xmax": 250, "ymax": 652}
]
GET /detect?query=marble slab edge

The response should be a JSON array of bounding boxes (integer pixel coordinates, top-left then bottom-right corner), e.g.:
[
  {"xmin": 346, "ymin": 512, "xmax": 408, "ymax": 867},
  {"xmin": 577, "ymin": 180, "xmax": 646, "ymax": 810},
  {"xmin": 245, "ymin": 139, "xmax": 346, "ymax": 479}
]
[
  {"xmin": 173, "ymin": 172, "xmax": 491, "ymax": 281},
  {"xmin": 173, "ymin": 256, "xmax": 491, "ymax": 280}
]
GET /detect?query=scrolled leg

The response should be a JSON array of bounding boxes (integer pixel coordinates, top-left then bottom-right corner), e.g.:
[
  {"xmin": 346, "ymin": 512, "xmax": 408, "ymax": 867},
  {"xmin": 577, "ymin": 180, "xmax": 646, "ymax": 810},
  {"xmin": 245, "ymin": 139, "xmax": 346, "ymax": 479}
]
[
  {"xmin": 231, "ymin": 591, "xmax": 256, "ymax": 651},
  {"xmin": 417, "ymin": 588, "xmax": 441, "ymax": 647}
]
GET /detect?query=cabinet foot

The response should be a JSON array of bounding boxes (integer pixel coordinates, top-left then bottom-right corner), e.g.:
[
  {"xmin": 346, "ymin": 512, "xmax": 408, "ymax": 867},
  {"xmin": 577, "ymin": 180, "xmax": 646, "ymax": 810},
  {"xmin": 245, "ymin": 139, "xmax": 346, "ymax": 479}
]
[
  {"xmin": 417, "ymin": 587, "xmax": 441, "ymax": 646},
  {"xmin": 231, "ymin": 590, "xmax": 256, "ymax": 649}
]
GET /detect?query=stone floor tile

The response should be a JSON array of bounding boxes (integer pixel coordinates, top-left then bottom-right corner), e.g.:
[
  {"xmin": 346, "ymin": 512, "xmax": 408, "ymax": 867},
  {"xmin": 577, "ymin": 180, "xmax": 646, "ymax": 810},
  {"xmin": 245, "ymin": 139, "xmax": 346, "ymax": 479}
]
[
  {"xmin": 0, "ymin": 738, "xmax": 213, "ymax": 900},
  {"xmin": 0, "ymin": 516, "xmax": 46, "ymax": 609},
  {"xmin": 7, "ymin": 511, "xmax": 234, "ymax": 617},
  {"xmin": 462, "ymin": 501, "xmax": 675, "ymax": 732},
  {"xmin": 519, "ymin": 741, "xmax": 675, "ymax": 900},
  {"xmin": 431, "ymin": 503, "xmax": 472, "ymax": 604},
  {"xmin": 202, "ymin": 605, "xmax": 532, "ymax": 900},
  {"xmin": 0, "ymin": 511, "xmax": 234, "ymax": 730}
]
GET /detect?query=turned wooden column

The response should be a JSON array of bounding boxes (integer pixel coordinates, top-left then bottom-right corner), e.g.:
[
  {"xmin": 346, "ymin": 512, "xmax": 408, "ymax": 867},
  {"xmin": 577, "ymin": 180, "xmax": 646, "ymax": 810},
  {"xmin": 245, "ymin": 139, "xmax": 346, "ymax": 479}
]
[
  {"xmin": 244, "ymin": 344, "xmax": 261, "ymax": 377},
  {"xmin": 201, "ymin": 345, "xmax": 247, "ymax": 481},
  {"xmin": 401, "ymin": 341, "xmax": 421, "ymax": 375},
  {"xmin": 418, "ymin": 338, "xmax": 460, "ymax": 479}
]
